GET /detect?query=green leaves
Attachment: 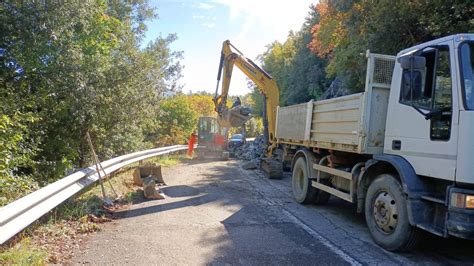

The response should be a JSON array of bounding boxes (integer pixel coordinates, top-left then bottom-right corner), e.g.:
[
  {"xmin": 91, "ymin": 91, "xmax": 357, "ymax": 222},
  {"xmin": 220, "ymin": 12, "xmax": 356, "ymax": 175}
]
[
  {"xmin": 151, "ymin": 95, "xmax": 198, "ymax": 145},
  {"xmin": 251, "ymin": 7, "xmax": 328, "ymax": 109},
  {"xmin": 309, "ymin": 0, "xmax": 474, "ymax": 91},
  {"xmin": 0, "ymin": 1, "xmax": 182, "ymax": 205},
  {"xmin": 250, "ymin": 0, "xmax": 473, "ymax": 121}
]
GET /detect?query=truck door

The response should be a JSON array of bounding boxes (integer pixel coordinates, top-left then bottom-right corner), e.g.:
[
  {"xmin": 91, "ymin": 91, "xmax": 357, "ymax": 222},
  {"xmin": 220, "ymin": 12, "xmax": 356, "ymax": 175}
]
[
  {"xmin": 384, "ymin": 40, "xmax": 459, "ymax": 181},
  {"xmin": 456, "ymin": 40, "xmax": 474, "ymax": 184}
]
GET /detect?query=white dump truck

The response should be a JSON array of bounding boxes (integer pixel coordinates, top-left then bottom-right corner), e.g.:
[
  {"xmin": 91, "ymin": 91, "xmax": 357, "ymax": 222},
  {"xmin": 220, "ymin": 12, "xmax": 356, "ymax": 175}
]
[{"xmin": 275, "ymin": 34, "xmax": 474, "ymax": 251}]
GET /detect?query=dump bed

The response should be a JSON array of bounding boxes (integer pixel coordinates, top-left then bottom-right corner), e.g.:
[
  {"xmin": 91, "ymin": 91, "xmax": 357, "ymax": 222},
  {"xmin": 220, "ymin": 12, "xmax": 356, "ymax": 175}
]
[{"xmin": 275, "ymin": 52, "xmax": 395, "ymax": 154}]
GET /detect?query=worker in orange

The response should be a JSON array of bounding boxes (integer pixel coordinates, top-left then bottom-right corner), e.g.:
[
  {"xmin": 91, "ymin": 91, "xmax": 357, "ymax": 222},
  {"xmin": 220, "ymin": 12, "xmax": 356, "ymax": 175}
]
[{"xmin": 187, "ymin": 131, "xmax": 197, "ymax": 157}]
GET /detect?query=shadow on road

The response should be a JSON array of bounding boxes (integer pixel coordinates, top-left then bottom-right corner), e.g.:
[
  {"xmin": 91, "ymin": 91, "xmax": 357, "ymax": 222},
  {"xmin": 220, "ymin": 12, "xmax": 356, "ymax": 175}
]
[
  {"xmin": 115, "ymin": 159, "xmax": 474, "ymax": 264},
  {"xmin": 116, "ymin": 161, "xmax": 246, "ymax": 220},
  {"xmin": 161, "ymin": 185, "xmax": 200, "ymax": 197}
]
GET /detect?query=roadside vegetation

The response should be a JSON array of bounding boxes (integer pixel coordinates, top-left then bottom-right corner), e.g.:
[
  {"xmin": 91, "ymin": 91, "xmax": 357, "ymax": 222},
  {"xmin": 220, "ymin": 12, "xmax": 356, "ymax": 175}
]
[
  {"xmin": 0, "ymin": 1, "xmax": 183, "ymax": 205},
  {"xmin": 0, "ymin": 155, "xmax": 184, "ymax": 264},
  {"xmin": 250, "ymin": 0, "xmax": 473, "ymax": 113},
  {"xmin": 0, "ymin": 2, "xmax": 235, "ymax": 206}
]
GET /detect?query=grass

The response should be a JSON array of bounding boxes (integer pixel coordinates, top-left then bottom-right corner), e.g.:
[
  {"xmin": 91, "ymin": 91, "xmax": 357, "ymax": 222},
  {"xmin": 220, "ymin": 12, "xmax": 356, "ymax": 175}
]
[
  {"xmin": 0, "ymin": 238, "xmax": 46, "ymax": 265},
  {"xmin": 0, "ymin": 154, "xmax": 185, "ymax": 264},
  {"xmin": 142, "ymin": 154, "xmax": 186, "ymax": 167}
]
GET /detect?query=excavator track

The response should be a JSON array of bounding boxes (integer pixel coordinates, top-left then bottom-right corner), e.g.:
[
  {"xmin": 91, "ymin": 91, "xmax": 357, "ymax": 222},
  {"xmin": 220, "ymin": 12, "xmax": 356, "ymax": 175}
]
[{"xmin": 260, "ymin": 158, "xmax": 283, "ymax": 179}]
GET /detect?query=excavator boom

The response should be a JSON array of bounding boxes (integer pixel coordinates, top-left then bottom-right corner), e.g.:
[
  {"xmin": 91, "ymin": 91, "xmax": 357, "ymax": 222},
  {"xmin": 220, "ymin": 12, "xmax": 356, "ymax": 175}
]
[
  {"xmin": 213, "ymin": 40, "xmax": 283, "ymax": 178},
  {"xmin": 213, "ymin": 40, "xmax": 280, "ymax": 150}
]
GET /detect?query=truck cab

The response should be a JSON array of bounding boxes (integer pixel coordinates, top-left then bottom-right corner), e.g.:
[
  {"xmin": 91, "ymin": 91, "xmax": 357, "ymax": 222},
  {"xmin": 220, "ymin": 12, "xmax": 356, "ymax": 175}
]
[
  {"xmin": 383, "ymin": 34, "xmax": 474, "ymax": 239},
  {"xmin": 387, "ymin": 35, "xmax": 464, "ymax": 181}
]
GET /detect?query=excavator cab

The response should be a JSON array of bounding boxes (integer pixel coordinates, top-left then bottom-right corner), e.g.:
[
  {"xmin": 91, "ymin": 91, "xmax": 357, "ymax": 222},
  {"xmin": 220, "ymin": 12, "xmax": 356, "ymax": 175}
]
[{"xmin": 197, "ymin": 116, "xmax": 229, "ymax": 160}]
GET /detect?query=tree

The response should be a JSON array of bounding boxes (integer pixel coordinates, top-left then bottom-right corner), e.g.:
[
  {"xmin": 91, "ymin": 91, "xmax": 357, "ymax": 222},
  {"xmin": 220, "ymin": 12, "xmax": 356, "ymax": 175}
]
[
  {"xmin": 250, "ymin": 5, "xmax": 328, "ymax": 109},
  {"xmin": 285, "ymin": 6, "xmax": 329, "ymax": 104},
  {"xmin": 185, "ymin": 93, "xmax": 215, "ymax": 117},
  {"xmin": 309, "ymin": 0, "xmax": 474, "ymax": 91},
  {"xmin": 151, "ymin": 96, "xmax": 198, "ymax": 145},
  {"xmin": 0, "ymin": 1, "xmax": 183, "ymax": 203}
]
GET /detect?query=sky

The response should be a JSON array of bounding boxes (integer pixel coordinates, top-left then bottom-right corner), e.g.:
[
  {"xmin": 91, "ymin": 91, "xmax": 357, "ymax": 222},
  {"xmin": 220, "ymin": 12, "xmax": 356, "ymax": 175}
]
[{"xmin": 143, "ymin": 0, "xmax": 315, "ymax": 96}]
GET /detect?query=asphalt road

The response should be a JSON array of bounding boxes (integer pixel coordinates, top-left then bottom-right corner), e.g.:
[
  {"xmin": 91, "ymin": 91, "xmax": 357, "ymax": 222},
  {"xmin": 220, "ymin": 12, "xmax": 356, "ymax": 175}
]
[{"xmin": 72, "ymin": 159, "xmax": 474, "ymax": 265}]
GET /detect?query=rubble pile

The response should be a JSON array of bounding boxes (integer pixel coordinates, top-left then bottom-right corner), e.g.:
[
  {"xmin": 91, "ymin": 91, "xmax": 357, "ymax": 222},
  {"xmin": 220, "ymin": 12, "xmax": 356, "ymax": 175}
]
[{"xmin": 233, "ymin": 134, "xmax": 266, "ymax": 161}]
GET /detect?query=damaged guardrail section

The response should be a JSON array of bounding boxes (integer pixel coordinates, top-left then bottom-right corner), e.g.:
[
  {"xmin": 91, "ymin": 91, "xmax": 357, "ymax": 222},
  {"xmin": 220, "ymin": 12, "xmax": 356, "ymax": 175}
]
[{"xmin": 0, "ymin": 145, "xmax": 188, "ymax": 244}]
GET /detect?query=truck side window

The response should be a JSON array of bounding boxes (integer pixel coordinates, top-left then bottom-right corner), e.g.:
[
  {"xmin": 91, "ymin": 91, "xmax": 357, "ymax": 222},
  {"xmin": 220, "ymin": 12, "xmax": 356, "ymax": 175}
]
[
  {"xmin": 461, "ymin": 42, "xmax": 474, "ymax": 110},
  {"xmin": 399, "ymin": 51, "xmax": 436, "ymax": 109},
  {"xmin": 430, "ymin": 47, "xmax": 452, "ymax": 140},
  {"xmin": 399, "ymin": 47, "xmax": 452, "ymax": 140}
]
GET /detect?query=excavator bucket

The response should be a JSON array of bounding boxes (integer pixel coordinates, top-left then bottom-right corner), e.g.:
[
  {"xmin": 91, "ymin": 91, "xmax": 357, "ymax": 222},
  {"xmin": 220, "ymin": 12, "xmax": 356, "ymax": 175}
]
[{"xmin": 217, "ymin": 106, "xmax": 252, "ymax": 128}]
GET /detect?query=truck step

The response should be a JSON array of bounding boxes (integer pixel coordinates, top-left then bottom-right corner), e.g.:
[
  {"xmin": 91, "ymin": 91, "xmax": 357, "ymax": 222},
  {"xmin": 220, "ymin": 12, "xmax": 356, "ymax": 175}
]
[
  {"xmin": 416, "ymin": 223, "xmax": 445, "ymax": 237},
  {"xmin": 311, "ymin": 181, "xmax": 353, "ymax": 203},
  {"xmin": 421, "ymin": 195, "xmax": 446, "ymax": 205}
]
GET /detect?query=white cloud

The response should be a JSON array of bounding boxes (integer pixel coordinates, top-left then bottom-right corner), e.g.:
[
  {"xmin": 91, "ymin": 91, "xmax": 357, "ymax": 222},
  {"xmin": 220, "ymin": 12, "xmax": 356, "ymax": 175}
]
[
  {"xmin": 212, "ymin": 0, "xmax": 312, "ymax": 42},
  {"xmin": 198, "ymin": 2, "xmax": 215, "ymax": 10},
  {"xmin": 199, "ymin": 0, "xmax": 314, "ymax": 95},
  {"xmin": 209, "ymin": 0, "xmax": 313, "ymax": 60},
  {"xmin": 192, "ymin": 15, "xmax": 206, "ymax": 19},
  {"xmin": 202, "ymin": 22, "xmax": 215, "ymax": 28},
  {"xmin": 192, "ymin": 14, "xmax": 216, "ymax": 29},
  {"xmin": 181, "ymin": 0, "xmax": 315, "ymax": 96}
]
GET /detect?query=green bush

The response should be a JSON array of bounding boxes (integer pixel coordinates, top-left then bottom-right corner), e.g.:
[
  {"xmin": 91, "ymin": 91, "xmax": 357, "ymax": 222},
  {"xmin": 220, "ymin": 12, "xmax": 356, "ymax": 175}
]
[{"xmin": 0, "ymin": 174, "xmax": 39, "ymax": 207}]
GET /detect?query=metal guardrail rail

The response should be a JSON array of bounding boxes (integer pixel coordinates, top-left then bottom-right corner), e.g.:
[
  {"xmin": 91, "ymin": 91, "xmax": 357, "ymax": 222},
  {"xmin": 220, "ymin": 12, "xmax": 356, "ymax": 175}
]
[{"xmin": 0, "ymin": 145, "xmax": 188, "ymax": 245}]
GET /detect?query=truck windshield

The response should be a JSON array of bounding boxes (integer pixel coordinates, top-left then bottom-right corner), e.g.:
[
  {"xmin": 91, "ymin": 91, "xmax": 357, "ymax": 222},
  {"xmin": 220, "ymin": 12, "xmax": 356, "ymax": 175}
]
[{"xmin": 461, "ymin": 42, "xmax": 474, "ymax": 110}]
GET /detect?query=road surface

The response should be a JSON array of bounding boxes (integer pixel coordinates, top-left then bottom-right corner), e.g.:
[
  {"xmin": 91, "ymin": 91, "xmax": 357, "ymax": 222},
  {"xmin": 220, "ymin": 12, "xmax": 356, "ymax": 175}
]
[{"xmin": 72, "ymin": 159, "xmax": 474, "ymax": 265}]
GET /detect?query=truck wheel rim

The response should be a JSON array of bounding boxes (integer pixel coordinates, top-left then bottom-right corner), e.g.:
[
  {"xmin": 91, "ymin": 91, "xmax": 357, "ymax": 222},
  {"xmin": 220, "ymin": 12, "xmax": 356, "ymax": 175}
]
[{"xmin": 373, "ymin": 191, "xmax": 398, "ymax": 234}]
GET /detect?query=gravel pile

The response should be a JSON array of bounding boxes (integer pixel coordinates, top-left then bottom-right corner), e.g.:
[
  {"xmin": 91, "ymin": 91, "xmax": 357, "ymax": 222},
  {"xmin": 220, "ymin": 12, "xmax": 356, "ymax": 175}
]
[{"xmin": 233, "ymin": 134, "xmax": 266, "ymax": 161}]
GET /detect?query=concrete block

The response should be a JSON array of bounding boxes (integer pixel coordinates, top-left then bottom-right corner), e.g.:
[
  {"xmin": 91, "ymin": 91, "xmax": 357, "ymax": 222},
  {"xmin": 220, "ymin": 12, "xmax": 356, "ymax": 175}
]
[
  {"xmin": 133, "ymin": 165, "xmax": 165, "ymax": 186},
  {"xmin": 143, "ymin": 176, "xmax": 165, "ymax": 200}
]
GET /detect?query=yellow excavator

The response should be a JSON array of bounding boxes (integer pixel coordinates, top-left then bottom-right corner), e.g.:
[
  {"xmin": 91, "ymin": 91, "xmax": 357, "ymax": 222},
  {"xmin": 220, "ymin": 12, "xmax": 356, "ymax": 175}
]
[{"xmin": 213, "ymin": 40, "xmax": 283, "ymax": 178}]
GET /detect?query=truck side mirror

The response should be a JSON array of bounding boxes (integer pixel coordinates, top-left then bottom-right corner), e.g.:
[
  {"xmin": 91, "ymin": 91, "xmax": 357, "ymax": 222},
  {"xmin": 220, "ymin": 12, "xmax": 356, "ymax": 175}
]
[
  {"xmin": 401, "ymin": 71, "xmax": 423, "ymax": 101},
  {"xmin": 399, "ymin": 54, "xmax": 426, "ymax": 104},
  {"xmin": 398, "ymin": 55, "xmax": 426, "ymax": 70}
]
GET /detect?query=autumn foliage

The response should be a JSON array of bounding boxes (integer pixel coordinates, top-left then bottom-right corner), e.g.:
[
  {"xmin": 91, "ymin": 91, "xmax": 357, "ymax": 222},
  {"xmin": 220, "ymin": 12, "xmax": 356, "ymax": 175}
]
[
  {"xmin": 309, "ymin": 1, "xmax": 347, "ymax": 58},
  {"xmin": 307, "ymin": 0, "xmax": 474, "ymax": 90}
]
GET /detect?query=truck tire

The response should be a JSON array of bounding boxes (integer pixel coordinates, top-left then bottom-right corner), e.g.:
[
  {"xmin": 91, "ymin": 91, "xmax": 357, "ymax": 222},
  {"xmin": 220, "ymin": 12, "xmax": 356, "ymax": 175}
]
[
  {"xmin": 292, "ymin": 157, "xmax": 330, "ymax": 205},
  {"xmin": 365, "ymin": 174, "xmax": 421, "ymax": 251}
]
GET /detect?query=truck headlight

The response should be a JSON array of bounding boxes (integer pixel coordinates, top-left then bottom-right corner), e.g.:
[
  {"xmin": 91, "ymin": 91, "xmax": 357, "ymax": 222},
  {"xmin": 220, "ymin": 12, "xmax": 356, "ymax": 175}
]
[
  {"xmin": 467, "ymin": 195, "xmax": 474, "ymax": 209},
  {"xmin": 450, "ymin": 192, "xmax": 474, "ymax": 209}
]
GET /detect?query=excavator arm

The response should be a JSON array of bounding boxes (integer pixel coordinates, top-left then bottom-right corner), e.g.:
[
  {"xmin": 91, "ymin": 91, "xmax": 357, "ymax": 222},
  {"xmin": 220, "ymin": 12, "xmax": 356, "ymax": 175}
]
[{"xmin": 213, "ymin": 40, "xmax": 280, "ymax": 154}]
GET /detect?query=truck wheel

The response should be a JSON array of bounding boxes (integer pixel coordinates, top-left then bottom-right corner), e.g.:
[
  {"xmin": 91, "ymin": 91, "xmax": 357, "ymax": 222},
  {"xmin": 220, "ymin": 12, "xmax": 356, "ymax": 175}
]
[
  {"xmin": 365, "ymin": 174, "xmax": 420, "ymax": 251},
  {"xmin": 292, "ymin": 157, "xmax": 330, "ymax": 205}
]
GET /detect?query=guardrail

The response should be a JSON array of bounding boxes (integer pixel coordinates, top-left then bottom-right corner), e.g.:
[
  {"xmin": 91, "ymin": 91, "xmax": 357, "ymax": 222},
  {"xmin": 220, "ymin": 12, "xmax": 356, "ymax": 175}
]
[{"xmin": 0, "ymin": 145, "xmax": 188, "ymax": 245}]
